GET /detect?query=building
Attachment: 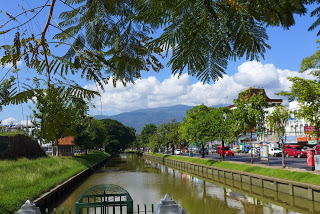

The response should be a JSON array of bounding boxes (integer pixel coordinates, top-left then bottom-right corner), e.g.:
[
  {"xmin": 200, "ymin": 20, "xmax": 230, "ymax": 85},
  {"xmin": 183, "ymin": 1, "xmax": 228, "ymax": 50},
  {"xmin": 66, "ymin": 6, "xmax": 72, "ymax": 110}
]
[
  {"xmin": 228, "ymin": 87, "xmax": 282, "ymax": 109},
  {"xmin": 57, "ymin": 136, "xmax": 76, "ymax": 156}
]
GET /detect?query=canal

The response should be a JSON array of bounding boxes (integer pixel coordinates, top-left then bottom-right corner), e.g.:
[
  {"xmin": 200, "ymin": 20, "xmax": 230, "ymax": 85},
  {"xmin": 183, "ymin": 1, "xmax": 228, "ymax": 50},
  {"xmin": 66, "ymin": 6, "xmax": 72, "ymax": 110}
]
[{"xmin": 55, "ymin": 154, "xmax": 309, "ymax": 213}]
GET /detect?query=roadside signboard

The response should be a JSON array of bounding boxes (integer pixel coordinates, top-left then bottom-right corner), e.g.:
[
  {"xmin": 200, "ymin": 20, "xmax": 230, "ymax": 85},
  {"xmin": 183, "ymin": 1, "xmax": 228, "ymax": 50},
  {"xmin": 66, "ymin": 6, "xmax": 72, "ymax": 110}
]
[
  {"xmin": 297, "ymin": 136, "xmax": 308, "ymax": 142},
  {"xmin": 239, "ymin": 143, "xmax": 244, "ymax": 152},
  {"xmin": 284, "ymin": 136, "xmax": 298, "ymax": 144},
  {"xmin": 308, "ymin": 140, "xmax": 318, "ymax": 145},
  {"xmin": 266, "ymin": 135, "xmax": 279, "ymax": 142},
  {"xmin": 305, "ymin": 126, "xmax": 316, "ymax": 134},
  {"xmin": 260, "ymin": 144, "xmax": 269, "ymax": 161}
]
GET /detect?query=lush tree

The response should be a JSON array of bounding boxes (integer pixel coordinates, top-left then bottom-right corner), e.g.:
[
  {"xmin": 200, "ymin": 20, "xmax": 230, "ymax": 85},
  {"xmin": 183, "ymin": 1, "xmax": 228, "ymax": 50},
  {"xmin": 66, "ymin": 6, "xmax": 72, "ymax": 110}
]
[
  {"xmin": 32, "ymin": 86, "xmax": 81, "ymax": 155},
  {"xmin": 232, "ymin": 90, "xmax": 268, "ymax": 163},
  {"xmin": 279, "ymin": 72, "xmax": 320, "ymax": 141},
  {"xmin": 181, "ymin": 105, "xmax": 213, "ymax": 158},
  {"xmin": 100, "ymin": 119, "xmax": 136, "ymax": 153},
  {"xmin": 267, "ymin": 105, "xmax": 290, "ymax": 168},
  {"xmin": 148, "ymin": 127, "xmax": 164, "ymax": 153},
  {"xmin": 127, "ymin": 127, "xmax": 137, "ymax": 149},
  {"xmin": 165, "ymin": 119, "xmax": 181, "ymax": 155},
  {"xmin": 139, "ymin": 123, "xmax": 157, "ymax": 150},
  {"xmin": 210, "ymin": 107, "xmax": 235, "ymax": 160},
  {"xmin": 75, "ymin": 117, "xmax": 104, "ymax": 154}
]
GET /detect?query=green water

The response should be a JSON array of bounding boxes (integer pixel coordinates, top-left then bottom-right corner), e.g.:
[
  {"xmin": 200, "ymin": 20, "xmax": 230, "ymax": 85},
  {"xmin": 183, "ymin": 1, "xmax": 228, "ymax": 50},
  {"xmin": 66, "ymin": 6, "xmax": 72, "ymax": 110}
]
[{"xmin": 54, "ymin": 154, "xmax": 318, "ymax": 214}]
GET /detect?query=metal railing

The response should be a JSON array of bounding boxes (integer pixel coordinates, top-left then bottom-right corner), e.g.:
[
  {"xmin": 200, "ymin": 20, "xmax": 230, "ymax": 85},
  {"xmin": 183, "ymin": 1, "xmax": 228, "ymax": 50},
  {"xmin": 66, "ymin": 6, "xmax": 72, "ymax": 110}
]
[{"xmin": 44, "ymin": 204, "xmax": 154, "ymax": 214}]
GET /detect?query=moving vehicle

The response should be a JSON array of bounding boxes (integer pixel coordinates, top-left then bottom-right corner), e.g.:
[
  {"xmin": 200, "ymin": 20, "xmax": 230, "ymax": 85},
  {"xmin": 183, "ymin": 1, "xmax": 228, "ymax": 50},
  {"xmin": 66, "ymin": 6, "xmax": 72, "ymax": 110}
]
[
  {"xmin": 174, "ymin": 149, "xmax": 182, "ymax": 155},
  {"xmin": 217, "ymin": 146, "xmax": 234, "ymax": 156},
  {"xmin": 284, "ymin": 145, "xmax": 307, "ymax": 158}
]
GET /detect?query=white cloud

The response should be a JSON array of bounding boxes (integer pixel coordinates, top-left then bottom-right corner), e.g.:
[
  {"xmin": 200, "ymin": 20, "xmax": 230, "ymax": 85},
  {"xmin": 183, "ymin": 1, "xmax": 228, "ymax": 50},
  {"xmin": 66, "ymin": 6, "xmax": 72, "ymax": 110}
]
[
  {"xmin": 1, "ymin": 117, "xmax": 17, "ymax": 125},
  {"xmin": 87, "ymin": 61, "xmax": 314, "ymax": 116},
  {"xmin": 2, "ymin": 61, "xmax": 22, "ymax": 69}
]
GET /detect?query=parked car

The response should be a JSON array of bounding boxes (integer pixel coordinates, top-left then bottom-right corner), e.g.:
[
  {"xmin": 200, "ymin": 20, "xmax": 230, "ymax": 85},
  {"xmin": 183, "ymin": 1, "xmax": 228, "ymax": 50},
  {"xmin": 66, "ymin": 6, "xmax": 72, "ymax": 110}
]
[
  {"xmin": 174, "ymin": 149, "xmax": 182, "ymax": 155},
  {"xmin": 217, "ymin": 146, "xmax": 234, "ymax": 156},
  {"xmin": 231, "ymin": 147, "xmax": 241, "ymax": 153},
  {"xmin": 284, "ymin": 145, "xmax": 307, "ymax": 158},
  {"xmin": 181, "ymin": 148, "xmax": 189, "ymax": 153},
  {"xmin": 269, "ymin": 147, "xmax": 282, "ymax": 157},
  {"xmin": 198, "ymin": 148, "xmax": 209, "ymax": 155},
  {"xmin": 210, "ymin": 147, "xmax": 217, "ymax": 154}
]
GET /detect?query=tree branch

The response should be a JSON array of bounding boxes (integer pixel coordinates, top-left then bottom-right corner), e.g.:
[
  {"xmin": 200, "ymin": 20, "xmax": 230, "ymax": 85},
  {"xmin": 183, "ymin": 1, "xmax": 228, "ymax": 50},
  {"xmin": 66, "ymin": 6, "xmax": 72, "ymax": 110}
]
[{"xmin": 0, "ymin": 3, "xmax": 51, "ymax": 29}]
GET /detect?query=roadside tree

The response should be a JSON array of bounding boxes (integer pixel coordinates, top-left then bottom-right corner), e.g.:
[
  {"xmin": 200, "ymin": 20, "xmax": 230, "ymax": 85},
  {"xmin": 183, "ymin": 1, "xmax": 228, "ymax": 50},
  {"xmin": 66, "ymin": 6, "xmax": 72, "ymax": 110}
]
[
  {"xmin": 139, "ymin": 123, "xmax": 157, "ymax": 150},
  {"xmin": 211, "ymin": 107, "xmax": 235, "ymax": 160},
  {"xmin": 232, "ymin": 90, "xmax": 268, "ymax": 163},
  {"xmin": 180, "ymin": 105, "xmax": 213, "ymax": 158},
  {"xmin": 165, "ymin": 119, "xmax": 181, "ymax": 155},
  {"xmin": 267, "ymin": 105, "xmax": 290, "ymax": 168}
]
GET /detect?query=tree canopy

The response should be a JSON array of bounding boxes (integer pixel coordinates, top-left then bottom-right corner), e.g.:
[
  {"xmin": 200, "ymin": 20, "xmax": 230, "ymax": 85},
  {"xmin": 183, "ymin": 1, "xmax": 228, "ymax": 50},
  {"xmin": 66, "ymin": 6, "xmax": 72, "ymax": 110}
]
[
  {"xmin": 267, "ymin": 105, "xmax": 290, "ymax": 168},
  {"xmin": 180, "ymin": 104, "xmax": 213, "ymax": 158},
  {"xmin": 232, "ymin": 90, "xmax": 267, "ymax": 163}
]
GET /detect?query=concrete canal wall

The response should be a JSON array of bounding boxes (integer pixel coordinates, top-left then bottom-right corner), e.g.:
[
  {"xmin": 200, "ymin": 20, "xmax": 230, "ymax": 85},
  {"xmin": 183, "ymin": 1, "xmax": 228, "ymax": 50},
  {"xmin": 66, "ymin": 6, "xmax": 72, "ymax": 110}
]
[
  {"xmin": 33, "ymin": 156, "xmax": 110, "ymax": 212},
  {"xmin": 144, "ymin": 154, "xmax": 320, "ymax": 204}
]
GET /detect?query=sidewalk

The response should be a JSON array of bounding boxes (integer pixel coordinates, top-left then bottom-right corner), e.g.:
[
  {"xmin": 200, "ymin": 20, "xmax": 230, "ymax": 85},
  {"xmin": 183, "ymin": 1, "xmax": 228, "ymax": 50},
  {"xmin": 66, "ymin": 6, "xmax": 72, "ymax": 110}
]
[{"xmin": 216, "ymin": 157, "xmax": 320, "ymax": 175}]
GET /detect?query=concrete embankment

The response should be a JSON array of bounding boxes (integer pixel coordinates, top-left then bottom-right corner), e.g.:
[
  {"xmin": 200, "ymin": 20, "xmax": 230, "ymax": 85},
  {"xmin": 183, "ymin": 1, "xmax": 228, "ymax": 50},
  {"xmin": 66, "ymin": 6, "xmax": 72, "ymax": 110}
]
[
  {"xmin": 34, "ymin": 156, "xmax": 110, "ymax": 212},
  {"xmin": 144, "ymin": 154, "xmax": 320, "ymax": 204}
]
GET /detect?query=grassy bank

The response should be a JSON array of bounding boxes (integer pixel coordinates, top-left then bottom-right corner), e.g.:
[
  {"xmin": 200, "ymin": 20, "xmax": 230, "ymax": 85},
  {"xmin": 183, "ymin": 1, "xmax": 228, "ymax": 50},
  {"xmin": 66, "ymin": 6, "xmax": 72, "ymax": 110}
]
[
  {"xmin": 0, "ymin": 152, "xmax": 109, "ymax": 214},
  {"xmin": 147, "ymin": 153, "xmax": 320, "ymax": 186}
]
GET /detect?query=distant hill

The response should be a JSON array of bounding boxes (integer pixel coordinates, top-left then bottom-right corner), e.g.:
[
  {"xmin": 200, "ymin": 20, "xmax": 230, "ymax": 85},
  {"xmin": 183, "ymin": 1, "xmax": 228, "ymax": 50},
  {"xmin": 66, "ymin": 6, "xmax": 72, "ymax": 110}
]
[{"xmin": 94, "ymin": 104, "xmax": 224, "ymax": 133}]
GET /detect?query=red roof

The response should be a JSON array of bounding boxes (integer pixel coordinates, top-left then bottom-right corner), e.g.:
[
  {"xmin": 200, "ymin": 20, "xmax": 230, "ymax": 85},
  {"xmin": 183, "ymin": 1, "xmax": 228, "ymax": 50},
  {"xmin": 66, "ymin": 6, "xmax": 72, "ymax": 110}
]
[
  {"xmin": 228, "ymin": 87, "xmax": 282, "ymax": 108},
  {"xmin": 240, "ymin": 87, "xmax": 282, "ymax": 103},
  {"xmin": 58, "ymin": 136, "xmax": 76, "ymax": 146}
]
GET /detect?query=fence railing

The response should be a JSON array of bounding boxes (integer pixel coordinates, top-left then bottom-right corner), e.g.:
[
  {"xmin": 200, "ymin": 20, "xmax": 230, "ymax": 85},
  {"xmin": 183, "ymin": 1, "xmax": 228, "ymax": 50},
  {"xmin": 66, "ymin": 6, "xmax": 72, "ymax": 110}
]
[{"xmin": 44, "ymin": 204, "xmax": 154, "ymax": 214}]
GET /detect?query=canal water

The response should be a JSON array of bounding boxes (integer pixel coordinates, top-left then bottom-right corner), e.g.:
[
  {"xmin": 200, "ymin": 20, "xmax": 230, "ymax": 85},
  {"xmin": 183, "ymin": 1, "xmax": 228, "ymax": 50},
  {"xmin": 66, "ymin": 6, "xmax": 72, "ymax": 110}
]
[{"xmin": 55, "ymin": 154, "xmax": 311, "ymax": 214}]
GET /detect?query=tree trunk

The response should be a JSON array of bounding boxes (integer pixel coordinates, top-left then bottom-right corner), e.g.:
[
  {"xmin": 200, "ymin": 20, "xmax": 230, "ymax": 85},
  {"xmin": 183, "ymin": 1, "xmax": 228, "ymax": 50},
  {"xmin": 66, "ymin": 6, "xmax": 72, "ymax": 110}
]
[
  {"xmin": 202, "ymin": 144, "xmax": 205, "ymax": 158},
  {"xmin": 172, "ymin": 144, "xmax": 175, "ymax": 155},
  {"xmin": 221, "ymin": 140, "xmax": 225, "ymax": 160},
  {"xmin": 282, "ymin": 137, "xmax": 286, "ymax": 168},
  {"xmin": 250, "ymin": 132, "xmax": 253, "ymax": 164},
  {"xmin": 56, "ymin": 139, "xmax": 59, "ymax": 156},
  {"xmin": 166, "ymin": 145, "xmax": 169, "ymax": 154}
]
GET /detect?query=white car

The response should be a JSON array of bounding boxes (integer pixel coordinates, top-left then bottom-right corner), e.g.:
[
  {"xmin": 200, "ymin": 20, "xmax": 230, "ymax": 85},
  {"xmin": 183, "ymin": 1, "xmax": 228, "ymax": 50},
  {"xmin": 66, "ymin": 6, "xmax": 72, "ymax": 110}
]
[
  {"xmin": 174, "ymin": 149, "xmax": 182, "ymax": 155},
  {"xmin": 269, "ymin": 148, "xmax": 282, "ymax": 157}
]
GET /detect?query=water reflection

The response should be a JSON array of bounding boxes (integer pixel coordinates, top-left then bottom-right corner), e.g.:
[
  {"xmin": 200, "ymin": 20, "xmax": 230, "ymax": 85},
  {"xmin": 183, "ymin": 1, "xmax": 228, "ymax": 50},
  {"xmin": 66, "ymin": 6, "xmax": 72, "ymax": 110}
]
[{"xmin": 55, "ymin": 154, "xmax": 309, "ymax": 214}]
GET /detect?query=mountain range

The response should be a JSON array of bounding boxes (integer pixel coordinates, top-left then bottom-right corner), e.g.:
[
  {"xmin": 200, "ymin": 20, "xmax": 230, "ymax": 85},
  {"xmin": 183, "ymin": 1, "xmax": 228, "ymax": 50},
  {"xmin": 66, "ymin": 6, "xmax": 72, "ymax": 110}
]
[{"xmin": 94, "ymin": 104, "xmax": 224, "ymax": 133}]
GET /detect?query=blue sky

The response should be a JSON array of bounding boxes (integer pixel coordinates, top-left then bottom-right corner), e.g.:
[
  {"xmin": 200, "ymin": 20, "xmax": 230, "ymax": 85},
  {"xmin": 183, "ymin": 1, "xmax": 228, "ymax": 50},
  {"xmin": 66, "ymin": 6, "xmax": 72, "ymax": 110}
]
[{"xmin": 0, "ymin": 1, "xmax": 320, "ymax": 125}]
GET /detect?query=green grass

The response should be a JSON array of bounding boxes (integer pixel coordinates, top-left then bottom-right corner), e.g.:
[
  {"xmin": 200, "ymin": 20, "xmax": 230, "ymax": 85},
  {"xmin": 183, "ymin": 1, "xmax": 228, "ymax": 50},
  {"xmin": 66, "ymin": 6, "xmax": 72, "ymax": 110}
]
[
  {"xmin": 0, "ymin": 152, "xmax": 109, "ymax": 214},
  {"xmin": 148, "ymin": 153, "xmax": 320, "ymax": 186},
  {"xmin": 0, "ymin": 130, "xmax": 26, "ymax": 136}
]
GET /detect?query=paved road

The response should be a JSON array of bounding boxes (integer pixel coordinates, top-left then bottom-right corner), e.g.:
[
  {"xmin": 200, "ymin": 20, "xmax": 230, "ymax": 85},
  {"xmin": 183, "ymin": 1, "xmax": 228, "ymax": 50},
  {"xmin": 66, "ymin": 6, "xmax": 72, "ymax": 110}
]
[{"xmin": 176, "ymin": 152, "xmax": 310, "ymax": 170}]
